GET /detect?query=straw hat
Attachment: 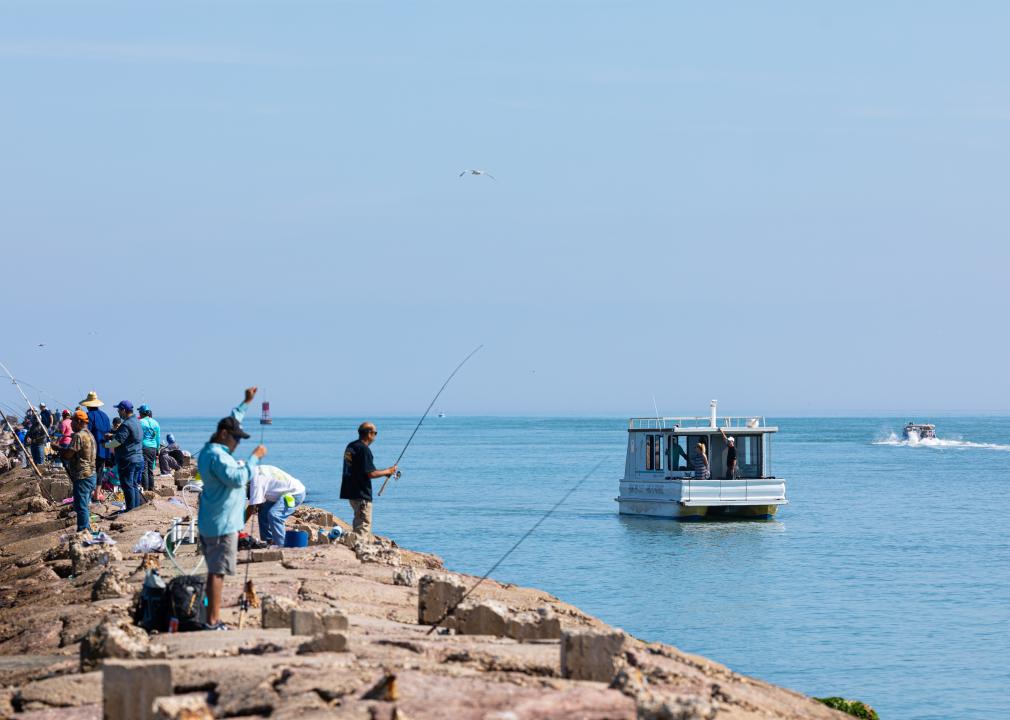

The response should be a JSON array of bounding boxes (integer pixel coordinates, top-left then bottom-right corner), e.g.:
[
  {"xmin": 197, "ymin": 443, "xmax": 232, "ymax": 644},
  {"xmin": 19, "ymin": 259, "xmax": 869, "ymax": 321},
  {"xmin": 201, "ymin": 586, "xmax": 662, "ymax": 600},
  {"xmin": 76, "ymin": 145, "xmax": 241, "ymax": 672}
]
[{"xmin": 79, "ymin": 391, "xmax": 104, "ymax": 408}]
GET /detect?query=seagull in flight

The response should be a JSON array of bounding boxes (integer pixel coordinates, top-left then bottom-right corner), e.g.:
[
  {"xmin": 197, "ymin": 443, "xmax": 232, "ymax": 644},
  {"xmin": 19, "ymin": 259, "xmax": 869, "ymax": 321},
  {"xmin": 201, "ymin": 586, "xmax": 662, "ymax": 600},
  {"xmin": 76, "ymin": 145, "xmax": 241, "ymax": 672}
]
[{"xmin": 459, "ymin": 169, "xmax": 496, "ymax": 180}]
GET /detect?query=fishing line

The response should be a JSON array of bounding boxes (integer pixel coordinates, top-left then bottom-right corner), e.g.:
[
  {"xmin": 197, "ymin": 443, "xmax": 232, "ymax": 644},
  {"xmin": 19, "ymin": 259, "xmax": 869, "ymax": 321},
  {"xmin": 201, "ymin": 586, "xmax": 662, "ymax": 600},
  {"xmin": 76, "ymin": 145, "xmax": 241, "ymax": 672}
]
[
  {"xmin": 425, "ymin": 458, "xmax": 605, "ymax": 635},
  {"xmin": 378, "ymin": 344, "xmax": 483, "ymax": 497}
]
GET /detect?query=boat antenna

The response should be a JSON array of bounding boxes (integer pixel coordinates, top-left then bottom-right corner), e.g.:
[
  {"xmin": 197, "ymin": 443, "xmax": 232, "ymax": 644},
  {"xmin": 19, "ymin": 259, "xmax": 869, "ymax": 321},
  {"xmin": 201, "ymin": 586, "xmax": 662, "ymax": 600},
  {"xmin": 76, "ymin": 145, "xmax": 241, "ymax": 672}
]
[
  {"xmin": 378, "ymin": 344, "xmax": 483, "ymax": 497},
  {"xmin": 425, "ymin": 458, "xmax": 605, "ymax": 635}
]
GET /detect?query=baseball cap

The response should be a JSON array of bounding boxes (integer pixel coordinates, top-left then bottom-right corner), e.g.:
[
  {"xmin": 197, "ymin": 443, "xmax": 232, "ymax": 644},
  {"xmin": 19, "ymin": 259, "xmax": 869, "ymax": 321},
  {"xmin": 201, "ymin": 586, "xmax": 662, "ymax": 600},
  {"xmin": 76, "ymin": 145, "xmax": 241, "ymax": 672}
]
[
  {"xmin": 114, "ymin": 400, "xmax": 134, "ymax": 412},
  {"xmin": 216, "ymin": 416, "xmax": 251, "ymax": 440},
  {"xmin": 138, "ymin": 403, "xmax": 151, "ymax": 414},
  {"xmin": 74, "ymin": 410, "xmax": 89, "ymax": 422}
]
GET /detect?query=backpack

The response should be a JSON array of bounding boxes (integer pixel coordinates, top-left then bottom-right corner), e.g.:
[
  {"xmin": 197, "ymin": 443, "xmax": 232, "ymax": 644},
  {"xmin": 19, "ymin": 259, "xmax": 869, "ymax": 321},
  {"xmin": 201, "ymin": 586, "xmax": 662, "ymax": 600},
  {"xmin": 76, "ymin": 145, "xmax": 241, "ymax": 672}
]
[
  {"xmin": 167, "ymin": 575, "xmax": 208, "ymax": 631},
  {"xmin": 134, "ymin": 570, "xmax": 169, "ymax": 632}
]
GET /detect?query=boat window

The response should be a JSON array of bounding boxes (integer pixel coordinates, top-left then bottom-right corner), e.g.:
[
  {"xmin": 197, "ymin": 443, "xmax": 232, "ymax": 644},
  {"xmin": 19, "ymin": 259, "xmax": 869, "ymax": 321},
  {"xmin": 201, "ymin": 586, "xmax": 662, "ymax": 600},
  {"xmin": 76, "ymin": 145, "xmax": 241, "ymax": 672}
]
[
  {"xmin": 644, "ymin": 434, "xmax": 663, "ymax": 471},
  {"xmin": 667, "ymin": 435, "xmax": 689, "ymax": 470},
  {"xmin": 737, "ymin": 435, "xmax": 762, "ymax": 478}
]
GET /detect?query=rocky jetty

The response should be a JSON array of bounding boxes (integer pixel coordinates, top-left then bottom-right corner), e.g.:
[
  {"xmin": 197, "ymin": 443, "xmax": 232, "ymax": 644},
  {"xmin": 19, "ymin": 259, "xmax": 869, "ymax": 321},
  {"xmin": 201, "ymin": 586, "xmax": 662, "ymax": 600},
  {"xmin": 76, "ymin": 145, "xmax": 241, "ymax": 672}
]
[{"xmin": 0, "ymin": 465, "xmax": 850, "ymax": 719}]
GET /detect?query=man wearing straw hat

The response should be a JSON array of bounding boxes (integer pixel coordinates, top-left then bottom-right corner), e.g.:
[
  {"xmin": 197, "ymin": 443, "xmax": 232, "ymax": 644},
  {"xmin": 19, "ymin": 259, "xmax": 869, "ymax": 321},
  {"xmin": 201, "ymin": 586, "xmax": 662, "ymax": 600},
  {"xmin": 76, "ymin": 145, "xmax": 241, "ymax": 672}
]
[{"xmin": 80, "ymin": 392, "xmax": 113, "ymax": 478}]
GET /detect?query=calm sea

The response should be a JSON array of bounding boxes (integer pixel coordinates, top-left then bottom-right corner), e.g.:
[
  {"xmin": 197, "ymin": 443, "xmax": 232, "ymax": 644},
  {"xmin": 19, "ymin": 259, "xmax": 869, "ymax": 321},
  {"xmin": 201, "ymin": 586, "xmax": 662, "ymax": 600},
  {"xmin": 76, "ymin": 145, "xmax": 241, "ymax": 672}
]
[{"xmin": 165, "ymin": 415, "xmax": 1010, "ymax": 720}]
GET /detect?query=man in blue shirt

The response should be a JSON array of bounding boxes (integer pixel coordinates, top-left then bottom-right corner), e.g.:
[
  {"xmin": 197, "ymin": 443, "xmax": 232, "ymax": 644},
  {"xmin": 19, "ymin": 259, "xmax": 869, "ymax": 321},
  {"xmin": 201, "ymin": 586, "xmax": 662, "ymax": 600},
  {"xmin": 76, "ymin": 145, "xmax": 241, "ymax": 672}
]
[
  {"xmin": 138, "ymin": 404, "xmax": 161, "ymax": 492},
  {"xmin": 80, "ymin": 391, "xmax": 113, "ymax": 478},
  {"xmin": 107, "ymin": 400, "xmax": 144, "ymax": 510},
  {"xmin": 197, "ymin": 387, "xmax": 267, "ymax": 630}
]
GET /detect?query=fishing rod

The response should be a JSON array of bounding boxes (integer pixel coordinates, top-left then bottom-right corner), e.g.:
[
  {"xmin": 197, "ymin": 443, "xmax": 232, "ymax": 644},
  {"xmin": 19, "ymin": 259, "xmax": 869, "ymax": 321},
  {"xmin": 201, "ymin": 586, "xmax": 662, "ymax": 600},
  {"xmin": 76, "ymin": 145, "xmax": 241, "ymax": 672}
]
[
  {"xmin": 0, "ymin": 361, "xmax": 55, "ymax": 444},
  {"xmin": 378, "ymin": 344, "xmax": 483, "ymax": 497},
  {"xmin": 425, "ymin": 458, "xmax": 605, "ymax": 635}
]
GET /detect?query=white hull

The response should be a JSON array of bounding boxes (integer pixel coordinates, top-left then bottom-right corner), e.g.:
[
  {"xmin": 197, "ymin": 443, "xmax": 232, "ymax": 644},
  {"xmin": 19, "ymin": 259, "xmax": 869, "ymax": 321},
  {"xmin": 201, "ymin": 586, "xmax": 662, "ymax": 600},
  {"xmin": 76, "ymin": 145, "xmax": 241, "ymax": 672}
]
[{"xmin": 617, "ymin": 477, "xmax": 787, "ymax": 520}]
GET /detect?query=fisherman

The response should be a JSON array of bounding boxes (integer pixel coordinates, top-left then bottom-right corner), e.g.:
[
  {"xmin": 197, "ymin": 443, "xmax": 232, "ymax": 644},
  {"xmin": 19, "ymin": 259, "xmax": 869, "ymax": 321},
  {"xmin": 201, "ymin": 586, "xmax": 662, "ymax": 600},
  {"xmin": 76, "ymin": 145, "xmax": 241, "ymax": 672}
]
[
  {"xmin": 24, "ymin": 411, "xmax": 47, "ymax": 467},
  {"xmin": 80, "ymin": 392, "xmax": 113, "ymax": 478},
  {"xmin": 197, "ymin": 387, "xmax": 267, "ymax": 631},
  {"xmin": 340, "ymin": 422, "xmax": 397, "ymax": 537},
  {"xmin": 105, "ymin": 400, "xmax": 144, "ymax": 510},
  {"xmin": 719, "ymin": 428, "xmax": 737, "ymax": 479},
  {"xmin": 61, "ymin": 410, "xmax": 97, "ymax": 532},
  {"xmin": 39, "ymin": 403, "xmax": 53, "ymax": 433},
  {"xmin": 246, "ymin": 465, "xmax": 306, "ymax": 548},
  {"xmin": 138, "ymin": 404, "xmax": 161, "ymax": 492}
]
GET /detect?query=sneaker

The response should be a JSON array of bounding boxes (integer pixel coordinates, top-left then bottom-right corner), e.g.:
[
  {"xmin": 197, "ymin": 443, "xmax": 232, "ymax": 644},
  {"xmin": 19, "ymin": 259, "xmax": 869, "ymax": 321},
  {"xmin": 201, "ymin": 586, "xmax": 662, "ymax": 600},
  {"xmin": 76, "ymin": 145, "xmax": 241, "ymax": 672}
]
[{"xmin": 202, "ymin": 621, "xmax": 231, "ymax": 631}]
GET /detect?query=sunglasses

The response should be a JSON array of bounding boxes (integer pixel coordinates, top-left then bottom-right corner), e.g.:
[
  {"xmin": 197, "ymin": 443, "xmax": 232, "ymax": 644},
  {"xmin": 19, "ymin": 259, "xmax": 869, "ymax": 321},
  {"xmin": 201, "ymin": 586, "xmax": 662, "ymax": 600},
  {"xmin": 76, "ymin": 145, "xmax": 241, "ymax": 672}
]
[{"xmin": 369, "ymin": 429, "xmax": 378, "ymax": 436}]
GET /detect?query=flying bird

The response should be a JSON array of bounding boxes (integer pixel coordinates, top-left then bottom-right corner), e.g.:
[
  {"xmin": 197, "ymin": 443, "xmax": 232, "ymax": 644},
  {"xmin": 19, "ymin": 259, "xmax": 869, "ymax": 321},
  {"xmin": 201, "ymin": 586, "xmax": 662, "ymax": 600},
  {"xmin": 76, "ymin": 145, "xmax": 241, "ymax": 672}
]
[
  {"xmin": 36, "ymin": 343, "xmax": 45, "ymax": 348},
  {"xmin": 459, "ymin": 169, "xmax": 496, "ymax": 180}
]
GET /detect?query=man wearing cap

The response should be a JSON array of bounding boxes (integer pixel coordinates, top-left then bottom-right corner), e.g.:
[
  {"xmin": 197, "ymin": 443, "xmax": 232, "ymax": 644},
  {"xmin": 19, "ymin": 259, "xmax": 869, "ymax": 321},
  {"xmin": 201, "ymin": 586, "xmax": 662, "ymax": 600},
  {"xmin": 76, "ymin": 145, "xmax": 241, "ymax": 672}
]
[
  {"xmin": 39, "ymin": 403, "xmax": 53, "ymax": 434},
  {"xmin": 139, "ymin": 405, "xmax": 161, "ymax": 492},
  {"xmin": 106, "ymin": 400, "xmax": 144, "ymax": 510},
  {"xmin": 61, "ymin": 410, "xmax": 97, "ymax": 532},
  {"xmin": 80, "ymin": 392, "xmax": 113, "ymax": 478},
  {"xmin": 720, "ymin": 427, "xmax": 737, "ymax": 480},
  {"xmin": 197, "ymin": 387, "xmax": 267, "ymax": 630}
]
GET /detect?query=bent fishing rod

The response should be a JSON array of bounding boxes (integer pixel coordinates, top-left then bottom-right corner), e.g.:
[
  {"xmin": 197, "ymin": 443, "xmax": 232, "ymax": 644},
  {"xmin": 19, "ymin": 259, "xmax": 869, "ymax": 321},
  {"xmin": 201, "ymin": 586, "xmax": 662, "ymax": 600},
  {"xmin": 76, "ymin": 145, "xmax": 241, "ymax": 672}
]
[
  {"xmin": 425, "ymin": 458, "xmax": 605, "ymax": 634},
  {"xmin": 378, "ymin": 344, "xmax": 483, "ymax": 497}
]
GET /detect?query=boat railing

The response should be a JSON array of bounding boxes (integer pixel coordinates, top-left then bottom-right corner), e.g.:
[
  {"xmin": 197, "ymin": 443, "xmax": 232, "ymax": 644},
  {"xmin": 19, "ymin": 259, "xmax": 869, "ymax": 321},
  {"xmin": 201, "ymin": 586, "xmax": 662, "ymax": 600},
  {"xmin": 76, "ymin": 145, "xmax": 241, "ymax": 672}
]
[{"xmin": 628, "ymin": 416, "xmax": 767, "ymax": 430}]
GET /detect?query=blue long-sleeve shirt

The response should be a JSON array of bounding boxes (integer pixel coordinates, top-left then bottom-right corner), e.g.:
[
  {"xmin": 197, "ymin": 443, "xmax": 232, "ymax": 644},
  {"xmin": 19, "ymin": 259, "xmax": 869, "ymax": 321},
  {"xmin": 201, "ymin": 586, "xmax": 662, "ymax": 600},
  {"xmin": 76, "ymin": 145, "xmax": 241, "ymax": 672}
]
[
  {"xmin": 111, "ymin": 415, "xmax": 144, "ymax": 467},
  {"xmin": 140, "ymin": 417, "xmax": 161, "ymax": 450},
  {"xmin": 196, "ymin": 402, "xmax": 259, "ymax": 537}
]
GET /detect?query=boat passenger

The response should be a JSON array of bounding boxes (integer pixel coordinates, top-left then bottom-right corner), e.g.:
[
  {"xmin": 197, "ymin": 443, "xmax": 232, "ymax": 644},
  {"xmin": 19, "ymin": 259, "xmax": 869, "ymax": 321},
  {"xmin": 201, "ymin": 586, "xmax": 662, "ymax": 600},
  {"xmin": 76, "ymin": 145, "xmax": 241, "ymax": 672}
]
[
  {"xmin": 690, "ymin": 440, "xmax": 709, "ymax": 479},
  {"xmin": 720, "ymin": 428, "xmax": 736, "ymax": 479}
]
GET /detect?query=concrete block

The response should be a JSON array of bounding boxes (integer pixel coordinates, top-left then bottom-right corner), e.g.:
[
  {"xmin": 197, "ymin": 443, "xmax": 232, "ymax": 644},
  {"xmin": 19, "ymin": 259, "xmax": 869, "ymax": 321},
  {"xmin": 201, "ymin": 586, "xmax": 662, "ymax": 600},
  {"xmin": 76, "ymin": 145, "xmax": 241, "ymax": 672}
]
[
  {"xmin": 456, "ymin": 600, "xmax": 509, "ymax": 636},
  {"xmin": 152, "ymin": 693, "xmax": 213, "ymax": 720},
  {"xmin": 297, "ymin": 631, "xmax": 348, "ymax": 654},
  {"xmin": 290, "ymin": 609, "xmax": 349, "ymax": 636},
  {"xmin": 417, "ymin": 573, "xmax": 466, "ymax": 625},
  {"xmin": 560, "ymin": 629, "xmax": 627, "ymax": 682},
  {"xmin": 260, "ymin": 596, "xmax": 297, "ymax": 629},
  {"xmin": 244, "ymin": 549, "xmax": 283, "ymax": 563},
  {"xmin": 507, "ymin": 608, "xmax": 562, "ymax": 641},
  {"xmin": 103, "ymin": 660, "xmax": 173, "ymax": 720}
]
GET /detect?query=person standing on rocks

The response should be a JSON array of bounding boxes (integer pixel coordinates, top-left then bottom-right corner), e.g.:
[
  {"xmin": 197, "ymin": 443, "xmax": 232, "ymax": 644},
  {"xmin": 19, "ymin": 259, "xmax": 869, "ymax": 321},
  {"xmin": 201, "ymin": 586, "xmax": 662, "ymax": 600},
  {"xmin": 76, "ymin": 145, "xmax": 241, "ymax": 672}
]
[
  {"xmin": 340, "ymin": 422, "xmax": 397, "ymax": 537},
  {"xmin": 197, "ymin": 386, "xmax": 267, "ymax": 630},
  {"xmin": 105, "ymin": 400, "xmax": 144, "ymax": 510},
  {"xmin": 24, "ymin": 411, "xmax": 47, "ymax": 468},
  {"xmin": 138, "ymin": 404, "xmax": 161, "ymax": 492},
  {"xmin": 61, "ymin": 410, "xmax": 97, "ymax": 533},
  {"xmin": 80, "ymin": 392, "xmax": 113, "ymax": 478}
]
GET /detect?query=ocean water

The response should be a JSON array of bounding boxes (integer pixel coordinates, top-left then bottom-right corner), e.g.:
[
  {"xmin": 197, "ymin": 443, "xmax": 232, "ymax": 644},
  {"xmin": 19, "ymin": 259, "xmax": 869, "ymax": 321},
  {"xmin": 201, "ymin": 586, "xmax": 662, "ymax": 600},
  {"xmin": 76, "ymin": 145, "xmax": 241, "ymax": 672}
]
[{"xmin": 165, "ymin": 415, "xmax": 1010, "ymax": 720}]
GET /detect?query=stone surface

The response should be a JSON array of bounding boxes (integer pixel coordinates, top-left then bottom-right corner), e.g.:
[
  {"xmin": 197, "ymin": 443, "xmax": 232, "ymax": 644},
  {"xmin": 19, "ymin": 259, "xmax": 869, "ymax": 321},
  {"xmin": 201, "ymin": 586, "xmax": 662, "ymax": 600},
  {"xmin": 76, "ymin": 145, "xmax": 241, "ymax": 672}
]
[
  {"xmin": 69, "ymin": 541, "xmax": 123, "ymax": 576},
  {"xmin": 392, "ymin": 566, "xmax": 417, "ymax": 586},
  {"xmin": 417, "ymin": 573, "xmax": 466, "ymax": 625},
  {"xmin": 507, "ymin": 608, "xmax": 563, "ymax": 641},
  {"xmin": 561, "ymin": 629, "xmax": 627, "ymax": 682},
  {"xmin": 291, "ymin": 609, "xmax": 349, "ymax": 636},
  {"xmin": 261, "ymin": 596, "xmax": 297, "ymax": 629},
  {"xmin": 297, "ymin": 631, "xmax": 348, "ymax": 654},
  {"xmin": 13, "ymin": 671, "xmax": 102, "ymax": 710},
  {"xmin": 456, "ymin": 600, "xmax": 510, "ymax": 637},
  {"xmin": 80, "ymin": 617, "xmax": 167, "ymax": 671},
  {"xmin": 103, "ymin": 660, "xmax": 173, "ymax": 720},
  {"xmin": 91, "ymin": 569, "xmax": 125, "ymax": 600},
  {"xmin": 152, "ymin": 693, "xmax": 214, "ymax": 720}
]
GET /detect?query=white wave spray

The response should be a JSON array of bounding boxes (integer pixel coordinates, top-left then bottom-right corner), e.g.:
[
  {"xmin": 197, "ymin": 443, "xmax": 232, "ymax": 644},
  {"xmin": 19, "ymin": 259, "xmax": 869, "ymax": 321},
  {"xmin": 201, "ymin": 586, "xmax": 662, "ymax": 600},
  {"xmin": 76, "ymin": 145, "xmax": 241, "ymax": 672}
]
[{"xmin": 873, "ymin": 430, "xmax": 1010, "ymax": 451}]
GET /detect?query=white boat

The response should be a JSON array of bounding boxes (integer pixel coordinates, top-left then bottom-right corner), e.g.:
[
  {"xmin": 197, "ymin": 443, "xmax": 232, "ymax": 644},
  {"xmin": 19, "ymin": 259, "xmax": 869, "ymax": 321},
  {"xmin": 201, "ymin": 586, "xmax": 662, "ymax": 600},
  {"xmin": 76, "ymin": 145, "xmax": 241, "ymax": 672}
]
[
  {"xmin": 903, "ymin": 422, "xmax": 935, "ymax": 440},
  {"xmin": 617, "ymin": 401, "xmax": 787, "ymax": 520}
]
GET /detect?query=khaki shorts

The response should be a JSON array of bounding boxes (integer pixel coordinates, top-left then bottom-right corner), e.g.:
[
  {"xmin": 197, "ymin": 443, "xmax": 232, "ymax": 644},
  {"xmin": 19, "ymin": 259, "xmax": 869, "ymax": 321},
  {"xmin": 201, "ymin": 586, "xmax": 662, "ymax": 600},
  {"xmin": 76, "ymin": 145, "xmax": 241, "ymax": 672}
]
[{"xmin": 200, "ymin": 533, "xmax": 237, "ymax": 576}]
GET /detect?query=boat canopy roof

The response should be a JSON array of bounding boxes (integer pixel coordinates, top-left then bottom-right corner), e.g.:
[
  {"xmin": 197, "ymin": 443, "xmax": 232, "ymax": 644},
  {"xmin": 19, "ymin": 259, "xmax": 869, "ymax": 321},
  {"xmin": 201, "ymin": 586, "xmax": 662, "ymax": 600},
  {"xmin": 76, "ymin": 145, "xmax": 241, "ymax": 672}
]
[{"xmin": 628, "ymin": 417, "xmax": 777, "ymax": 434}]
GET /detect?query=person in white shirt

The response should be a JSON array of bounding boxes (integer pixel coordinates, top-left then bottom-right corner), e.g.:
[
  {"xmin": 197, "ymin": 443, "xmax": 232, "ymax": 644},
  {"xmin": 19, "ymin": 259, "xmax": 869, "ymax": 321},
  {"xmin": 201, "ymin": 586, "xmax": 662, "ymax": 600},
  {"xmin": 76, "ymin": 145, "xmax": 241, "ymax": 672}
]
[{"xmin": 246, "ymin": 465, "xmax": 306, "ymax": 547}]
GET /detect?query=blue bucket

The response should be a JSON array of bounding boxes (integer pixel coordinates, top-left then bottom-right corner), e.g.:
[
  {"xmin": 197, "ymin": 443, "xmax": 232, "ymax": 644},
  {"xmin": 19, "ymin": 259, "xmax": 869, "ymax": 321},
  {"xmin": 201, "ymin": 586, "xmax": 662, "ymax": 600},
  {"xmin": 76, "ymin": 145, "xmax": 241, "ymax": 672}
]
[{"xmin": 284, "ymin": 530, "xmax": 309, "ymax": 548}]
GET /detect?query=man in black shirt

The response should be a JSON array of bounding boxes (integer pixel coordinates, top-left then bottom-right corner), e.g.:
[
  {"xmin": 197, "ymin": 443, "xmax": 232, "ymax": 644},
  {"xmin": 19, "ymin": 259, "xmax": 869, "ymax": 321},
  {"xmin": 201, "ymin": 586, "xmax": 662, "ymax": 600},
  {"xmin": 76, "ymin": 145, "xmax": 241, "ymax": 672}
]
[
  {"xmin": 340, "ymin": 422, "xmax": 397, "ymax": 536},
  {"xmin": 720, "ymin": 428, "xmax": 737, "ymax": 479}
]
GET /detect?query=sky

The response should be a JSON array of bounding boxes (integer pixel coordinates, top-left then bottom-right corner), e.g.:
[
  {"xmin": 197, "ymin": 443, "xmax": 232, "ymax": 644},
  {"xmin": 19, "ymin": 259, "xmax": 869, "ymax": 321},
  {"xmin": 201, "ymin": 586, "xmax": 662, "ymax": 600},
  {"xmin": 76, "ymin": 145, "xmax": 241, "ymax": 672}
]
[{"xmin": 1, "ymin": 1, "xmax": 1008, "ymax": 417}]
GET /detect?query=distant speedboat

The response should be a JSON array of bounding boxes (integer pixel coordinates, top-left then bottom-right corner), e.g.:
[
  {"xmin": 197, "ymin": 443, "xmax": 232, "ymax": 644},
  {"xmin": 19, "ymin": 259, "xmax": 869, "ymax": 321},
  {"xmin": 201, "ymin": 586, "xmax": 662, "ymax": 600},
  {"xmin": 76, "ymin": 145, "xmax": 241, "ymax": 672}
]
[
  {"xmin": 903, "ymin": 422, "xmax": 935, "ymax": 440},
  {"xmin": 437, "ymin": 412, "xmax": 446, "ymax": 418},
  {"xmin": 616, "ymin": 400, "xmax": 787, "ymax": 521}
]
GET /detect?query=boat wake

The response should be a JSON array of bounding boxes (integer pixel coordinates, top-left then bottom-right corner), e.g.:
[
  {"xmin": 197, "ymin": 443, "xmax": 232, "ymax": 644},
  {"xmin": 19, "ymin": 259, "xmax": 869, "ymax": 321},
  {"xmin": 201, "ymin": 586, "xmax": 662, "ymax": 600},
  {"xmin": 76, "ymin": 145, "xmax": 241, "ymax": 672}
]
[{"xmin": 873, "ymin": 432, "xmax": 1010, "ymax": 451}]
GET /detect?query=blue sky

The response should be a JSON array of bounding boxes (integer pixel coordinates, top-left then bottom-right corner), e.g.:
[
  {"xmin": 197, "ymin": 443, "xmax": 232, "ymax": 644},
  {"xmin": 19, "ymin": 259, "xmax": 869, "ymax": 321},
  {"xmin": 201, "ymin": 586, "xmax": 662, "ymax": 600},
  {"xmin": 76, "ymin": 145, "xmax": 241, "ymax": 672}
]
[{"xmin": 2, "ymin": 2, "xmax": 1008, "ymax": 416}]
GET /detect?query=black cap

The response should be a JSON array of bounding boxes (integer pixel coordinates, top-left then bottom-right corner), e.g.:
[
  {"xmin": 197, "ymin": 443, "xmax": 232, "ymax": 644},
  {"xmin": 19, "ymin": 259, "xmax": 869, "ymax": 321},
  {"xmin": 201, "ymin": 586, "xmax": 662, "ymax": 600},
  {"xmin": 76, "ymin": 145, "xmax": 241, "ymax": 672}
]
[{"xmin": 217, "ymin": 416, "xmax": 251, "ymax": 440}]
